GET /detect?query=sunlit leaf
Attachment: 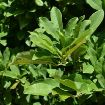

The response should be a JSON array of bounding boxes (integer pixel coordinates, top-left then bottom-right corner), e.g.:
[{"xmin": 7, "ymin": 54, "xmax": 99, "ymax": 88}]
[
  {"xmin": 57, "ymin": 78, "xmax": 83, "ymax": 91},
  {"xmin": 35, "ymin": 0, "xmax": 43, "ymax": 6},
  {"xmin": 51, "ymin": 7, "xmax": 63, "ymax": 31},
  {"xmin": 83, "ymin": 63, "xmax": 94, "ymax": 74},
  {"xmin": 86, "ymin": 0, "xmax": 102, "ymax": 10},
  {"xmin": 24, "ymin": 79, "xmax": 59, "ymax": 96}
]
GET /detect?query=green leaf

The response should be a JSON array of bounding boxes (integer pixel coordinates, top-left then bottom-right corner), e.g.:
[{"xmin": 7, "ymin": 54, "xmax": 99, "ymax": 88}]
[
  {"xmin": 86, "ymin": 0, "xmax": 102, "ymax": 10},
  {"xmin": 4, "ymin": 81, "xmax": 11, "ymax": 89},
  {"xmin": 28, "ymin": 65, "xmax": 39, "ymax": 78},
  {"xmin": 33, "ymin": 102, "xmax": 41, "ymax": 105},
  {"xmin": 71, "ymin": 29, "xmax": 92, "ymax": 46},
  {"xmin": 89, "ymin": 10, "xmax": 104, "ymax": 32},
  {"xmin": 57, "ymin": 79, "xmax": 83, "ymax": 91},
  {"xmin": 100, "ymin": 44, "xmax": 105, "ymax": 59},
  {"xmin": 30, "ymin": 32, "xmax": 58, "ymax": 55},
  {"xmin": 85, "ymin": 47, "xmax": 97, "ymax": 66},
  {"xmin": 39, "ymin": 17, "xmax": 59, "ymax": 41},
  {"xmin": 96, "ymin": 74, "xmax": 105, "ymax": 88},
  {"xmin": 94, "ymin": 61, "xmax": 103, "ymax": 74},
  {"xmin": 3, "ymin": 48, "xmax": 10, "ymax": 66},
  {"xmin": 35, "ymin": 0, "xmax": 43, "ymax": 6},
  {"xmin": 71, "ymin": 45, "xmax": 86, "ymax": 60},
  {"xmin": 78, "ymin": 81, "xmax": 98, "ymax": 94},
  {"xmin": 3, "ymin": 65, "xmax": 20, "ymax": 79},
  {"xmin": 65, "ymin": 17, "xmax": 78, "ymax": 36},
  {"xmin": 52, "ymin": 88, "xmax": 73, "ymax": 101},
  {"xmin": 13, "ymin": 54, "xmax": 56, "ymax": 65},
  {"xmin": 50, "ymin": 7, "xmax": 63, "ymax": 31},
  {"xmin": 10, "ymin": 65, "xmax": 20, "ymax": 76},
  {"xmin": 29, "ymin": 65, "xmax": 47, "ymax": 79},
  {"xmin": 63, "ymin": 10, "xmax": 104, "ymax": 60},
  {"xmin": 10, "ymin": 80, "xmax": 20, "ymax": 89},
  {"xmin": 63, "ymin": 29, "xmax": 93, "ymax": 60},
  {"xmin": 3, "ymin": 71, "xmax": 18, "ymax": 79},
  {"xmin": 4, "ymin": 12, "xmax": 13, "ymax": 17},
  {"xmin": 12, "ymin": 50, "xmax": 59, "ymax": 65},
  {"xmin": 72, "ymin": 16, "xmax": 85, "ymax": 39},
  {"xmin": 0, "ymin": 40, "xmax": 7, "ymax": 46},
  {"xmin": 83, "ymin": 63, "xmax": 94, "ymax": 74},
  {"xmin": 47, "ymin": 69, "xmax": 63, "ymax": 78},
  {"xmin": 24, "ymin": 79, "xmax": 59, "ymax": 96},
  {"xmin": 0, "ymin": 2, "xmax": 8, "ymax": 9},
  {"xmin": 0, "ymin": 32, "xmax": 7, "ymax": 46},
  {"xmin": 0, "ymin": 32, "xmax": 7, "ymax": 38},
  {"xmin": 78, "ymin": 20, "xmax": 91, "ymax": 36}
]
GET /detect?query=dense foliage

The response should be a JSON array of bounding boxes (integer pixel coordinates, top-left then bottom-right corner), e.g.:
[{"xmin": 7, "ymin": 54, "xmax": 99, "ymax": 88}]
[{"xmin": 0, "ymin": 0, "xmax": 105, "ymax": 105}]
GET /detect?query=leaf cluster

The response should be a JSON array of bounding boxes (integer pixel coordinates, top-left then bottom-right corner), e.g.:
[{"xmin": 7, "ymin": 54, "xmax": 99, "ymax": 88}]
[{"xmin": 0, "ymin": 0, "xmax": 105, "ymax": 105}]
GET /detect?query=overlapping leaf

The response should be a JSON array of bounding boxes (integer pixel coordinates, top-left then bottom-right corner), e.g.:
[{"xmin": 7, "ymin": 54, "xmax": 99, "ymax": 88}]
[{"xmin": 24, "ymin": 79, "xmax": 59, "ymax": 96}]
